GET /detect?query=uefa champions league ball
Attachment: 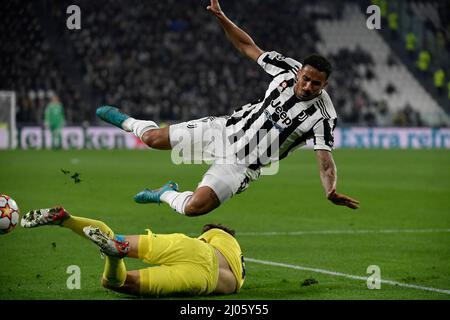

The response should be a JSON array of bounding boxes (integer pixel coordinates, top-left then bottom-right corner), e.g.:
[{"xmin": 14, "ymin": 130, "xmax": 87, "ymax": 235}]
[{"xmin": 0, "ymin": 194, "xmax": 20, "ymax": 234}]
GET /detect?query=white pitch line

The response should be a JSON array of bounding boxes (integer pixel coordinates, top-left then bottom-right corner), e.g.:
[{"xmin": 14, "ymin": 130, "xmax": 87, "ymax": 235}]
[
  {"xmin": 239, "ymin": 229, "xmax": 450, "ymax": 236},
  {"xmin": 246, "ymin": 258, "xmax": 450, "ymax": 296}
]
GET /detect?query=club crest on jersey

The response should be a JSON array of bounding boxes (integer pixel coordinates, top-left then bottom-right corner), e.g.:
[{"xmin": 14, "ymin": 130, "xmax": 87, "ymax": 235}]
[
  {"xmin": 298, "ymin": 110, "xmax": 308, "ymax": 122},
  {"xmin": 278, "ymin": 80, "xmax": 289, "ymax": 92}
]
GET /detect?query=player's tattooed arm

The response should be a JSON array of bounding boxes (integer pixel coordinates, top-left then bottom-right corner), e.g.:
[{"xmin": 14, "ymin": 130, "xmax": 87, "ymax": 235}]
[
  {"xmin": 316, "ymin": 150, "xmax": 337, "ymax": 196},
  {"xmin": 315, "ymin": 150, "xmax": 359, "ymax": 210},
  {"xmin": 207, "ymin": 0, "xmax": 264, "ymax": 61}
]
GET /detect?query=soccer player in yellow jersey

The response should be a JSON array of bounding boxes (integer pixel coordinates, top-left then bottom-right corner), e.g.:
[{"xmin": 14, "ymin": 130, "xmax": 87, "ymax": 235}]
[{"xmin": 21, "ymin": 207, "xmax": 245, "ymax": 297}]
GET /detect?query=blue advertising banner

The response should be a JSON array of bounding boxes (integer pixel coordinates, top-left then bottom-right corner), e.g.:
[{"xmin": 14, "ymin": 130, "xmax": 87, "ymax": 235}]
[{"xmin": 0, "ymin": 127, "xmax": 449, "ymax": 149}]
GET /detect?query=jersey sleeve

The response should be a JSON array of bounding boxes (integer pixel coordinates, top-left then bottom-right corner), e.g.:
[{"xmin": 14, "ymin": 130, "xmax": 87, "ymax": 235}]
[
  {"xmin": 312, "ymin": 118, "xmax": 337, "ymax": 151},
  {"xmin": 257, "ymin": 51, "xmax": 302, "ymax": 77}
]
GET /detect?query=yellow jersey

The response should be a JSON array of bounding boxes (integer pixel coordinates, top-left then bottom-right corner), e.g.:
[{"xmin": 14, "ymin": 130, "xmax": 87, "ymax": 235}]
[{"xmin": 198, "ymin": 228, "xmax": 245, "ymax": 291}]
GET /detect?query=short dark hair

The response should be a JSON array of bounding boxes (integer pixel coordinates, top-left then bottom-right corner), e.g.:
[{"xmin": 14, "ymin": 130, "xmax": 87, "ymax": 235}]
[
  {"xmin": 202, "ymin": 223, "xmax": 236, "ymax": 237},
  {"xmin": 303, "ymin": 54, "xmax": 332, "ymax": 79}
]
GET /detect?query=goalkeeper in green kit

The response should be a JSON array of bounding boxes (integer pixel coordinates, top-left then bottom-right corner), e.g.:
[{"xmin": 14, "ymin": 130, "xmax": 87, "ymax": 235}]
[{"xmin": 44, "ymin": 94, "xmax": 65, "ymax": 149}]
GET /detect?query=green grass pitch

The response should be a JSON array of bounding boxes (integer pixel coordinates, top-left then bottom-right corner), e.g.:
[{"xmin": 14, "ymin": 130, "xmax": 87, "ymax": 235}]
[{"xmin": 0, "ymin": 149, "xmax": 449, "ymax": 300}]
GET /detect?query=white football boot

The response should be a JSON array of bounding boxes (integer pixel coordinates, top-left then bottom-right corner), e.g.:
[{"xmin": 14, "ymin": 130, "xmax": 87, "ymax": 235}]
[
  {"xmin": 83, "ymin": 226, "xmax": 130, "ymax": 258},
  {"xmin": 21, "ymin": 207, "xmax": 70, "ymax": 228}
]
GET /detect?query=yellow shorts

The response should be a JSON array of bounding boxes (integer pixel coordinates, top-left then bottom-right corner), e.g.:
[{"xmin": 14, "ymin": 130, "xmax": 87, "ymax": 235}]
[{"xmin": 138, "ymin": 230, "xmax": 218, "ymax": 296}]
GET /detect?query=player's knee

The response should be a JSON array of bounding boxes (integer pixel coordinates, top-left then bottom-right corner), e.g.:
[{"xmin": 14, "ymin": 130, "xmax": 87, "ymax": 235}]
[
  {"xmin": 184, "ymin": 192, "xmax": 219, "ymax": 216},
  {"xmin": 142, "ymin": 128, "xmax": 170, "ymax": 149},
  {"xmin": 184, "ymin": 198, "xmax": 210, "ymax": 216},
  {"xmin": 141, "ymin": 129, "xmax": 159, "ymax": 148}
]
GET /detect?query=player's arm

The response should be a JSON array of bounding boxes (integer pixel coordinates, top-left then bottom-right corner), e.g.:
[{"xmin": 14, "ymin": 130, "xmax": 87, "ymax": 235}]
[
  {"xmin": 207, "ymin": 0, "xmax": 264, "ymax": 62},
  {"xmin": 315, "ymin": 150, "xmax": 360, "ymax": 209}
]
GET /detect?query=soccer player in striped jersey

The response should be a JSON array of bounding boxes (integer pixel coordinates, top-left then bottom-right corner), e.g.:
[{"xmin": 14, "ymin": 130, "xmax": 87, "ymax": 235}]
[{"xmin": 96, "ymin": 0, "xmax": 359, "ymax": 217}]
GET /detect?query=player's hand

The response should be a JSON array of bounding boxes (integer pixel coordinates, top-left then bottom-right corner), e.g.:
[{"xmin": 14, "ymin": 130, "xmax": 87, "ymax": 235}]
[
  {"xmin": 207, "ymin": 0, "xmax": 223, "ymax": 16},
  {"xmin": 327, "ymin": 190, "xmax": 360, "ymax": 209}
]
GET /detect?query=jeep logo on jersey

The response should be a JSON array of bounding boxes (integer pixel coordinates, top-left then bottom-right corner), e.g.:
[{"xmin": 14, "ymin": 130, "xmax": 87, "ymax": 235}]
[{"xmin": 274, "ymin": 106, "xmax": 292, "ymax": 126}]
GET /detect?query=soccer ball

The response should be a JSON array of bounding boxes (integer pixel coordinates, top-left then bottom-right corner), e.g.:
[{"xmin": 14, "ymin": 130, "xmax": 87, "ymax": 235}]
[{"xmin": 0, "ymin": 194, "xmax": 20, "ymax": 234}]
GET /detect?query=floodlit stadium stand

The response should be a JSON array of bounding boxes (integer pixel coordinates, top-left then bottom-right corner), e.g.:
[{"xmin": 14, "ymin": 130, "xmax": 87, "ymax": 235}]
[{"xmin": 1, "ymin": 0, "xmax": 448, "ymax": 127}]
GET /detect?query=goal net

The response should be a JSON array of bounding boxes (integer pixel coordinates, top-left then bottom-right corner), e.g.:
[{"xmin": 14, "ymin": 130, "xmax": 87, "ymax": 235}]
[{"xmin": 0, "ymin": 91, "xmax": 17, "ymax": 149}]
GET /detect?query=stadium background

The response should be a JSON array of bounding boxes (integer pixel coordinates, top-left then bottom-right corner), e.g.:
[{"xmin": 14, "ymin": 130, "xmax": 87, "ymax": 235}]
[{"xmin": 0, "ymin": 0, "xmax": 449, "ymax": 302}]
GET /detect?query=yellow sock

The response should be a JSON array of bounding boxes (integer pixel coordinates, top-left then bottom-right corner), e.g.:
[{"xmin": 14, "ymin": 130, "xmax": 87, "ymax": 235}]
[
  {"xmin": 62, "ymin": 215, "xmax": 127, "ymax": 287},
  {"xmin": 103, "ymin": 256, "xmax": 127, "ymax": 288},
  {"xmin": 61, "ymin": 215, "xmax": 115, "ymax": 238}
]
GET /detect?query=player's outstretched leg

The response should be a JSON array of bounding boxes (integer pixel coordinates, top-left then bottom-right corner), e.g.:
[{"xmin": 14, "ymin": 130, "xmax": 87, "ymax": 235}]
[
  {"xmin": 134, "ymin": 182, "xmax": 220, "ymax": 216},
  {"xmin": 96, "ymin": 106, "xmax": 163, "ymax": 147},
  {"xmin": 83, "ymin": 226, "xmax": 130, "ymax": 258},
  {"xmin": 83, "ymin": 226, "xmax": 130, "ymax": 289},
  {"xmin": 21, "ymin": 207, "xmax": 115, "ymax": 238},
  {"xmin": 134, "ymin": 180, "xmax": 179, "ymax": 204},
  {"xmin": 21, "ymin": 207, "xmax": 70, "ymax": 228},
  {"xmin": 134, "ymin": 180, "xmax": 194, "ymax": 215}
]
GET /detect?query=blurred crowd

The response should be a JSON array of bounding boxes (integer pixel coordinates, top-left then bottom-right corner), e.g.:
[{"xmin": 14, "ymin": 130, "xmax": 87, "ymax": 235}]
[
  {"xmin": 0, "ymin": 1, "xmax": 79, "ymax": 124},
  {"xmin": 50, "ymin": 0, "xmax": 318, "ymax": 123},
  {"xmin": 1, "ymin": 0, "xmax": 445, "ymax": 127}
]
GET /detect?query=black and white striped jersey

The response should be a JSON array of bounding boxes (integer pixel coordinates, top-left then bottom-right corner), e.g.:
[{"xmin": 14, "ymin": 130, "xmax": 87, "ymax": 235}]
[{"xmin": 225, "ymin": 51, "xmax": 337, "ymax": 170}]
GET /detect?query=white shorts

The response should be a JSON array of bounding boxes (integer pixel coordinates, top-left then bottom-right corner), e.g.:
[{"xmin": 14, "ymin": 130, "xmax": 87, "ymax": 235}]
[{"xmin": 169, "ymin": 117, "xmax": 260, "ymax": 203}]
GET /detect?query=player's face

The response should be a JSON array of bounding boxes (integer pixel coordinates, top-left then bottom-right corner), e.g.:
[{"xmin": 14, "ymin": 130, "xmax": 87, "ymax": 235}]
[{"xmin": 294, "ymin": 65, "xmax": 328, "ymax": 100}]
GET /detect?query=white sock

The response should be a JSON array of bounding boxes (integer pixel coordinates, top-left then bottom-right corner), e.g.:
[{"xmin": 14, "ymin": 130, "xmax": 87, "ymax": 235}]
[
  {"xmin": 122, "ymin": 118, "xmax": 159, "ymax": 140},
  {"xmin": 160, "ymin": 190, "xmax": 193, "ymax": 215}
]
